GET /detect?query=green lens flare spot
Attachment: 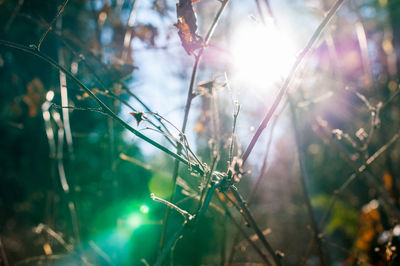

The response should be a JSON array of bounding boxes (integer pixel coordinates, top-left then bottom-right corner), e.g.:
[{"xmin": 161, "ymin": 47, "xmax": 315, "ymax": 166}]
[
  {"xmin": 149, "ymin": 173, "xmax": 173, "ymax": 198},
  {"xmin": 140, "ymin": 205, "xmax": 149, "ymax": 214},
  {"xmin": 127, "ymin": 214, "xmax": 142, "ymax": 229}
]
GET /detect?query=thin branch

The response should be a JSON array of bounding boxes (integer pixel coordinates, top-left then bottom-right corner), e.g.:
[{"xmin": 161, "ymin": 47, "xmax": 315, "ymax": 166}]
[
  {"xmin": 151, "ymin": 193, "xmax": 194, "ymax": 221},
  {"xmin": 37, "ymin": 0, "xmax": 69, "ymax": 51},
  {"xmin": 229, "ymin": 187, "xmax": 281, "ymax": 266},
  {"xmin": 0, "ymin": 40, "xmax": 204, "ymax": 176},
  {"xmin": 320, "ymin": 131, "xmax": 400, "ymax": 229},
  {"xmin": 159, "ymin": 0, "xmax": 230, "ymax": 252},
  {"xmin": 4, "ymin": 0, "xmax": 24, "ymax": 32},
  {"xmin": 197, "ymin": 155, "xmax": 218, "ymax": 214},
  {"xmin": 155, "ymin": 183, "xmax": 218, "ymax": 266},
  {"xmin": 216, "ymin": 195, "xmax": 271, "ymax": 265},
  {"xmin": 88, "ymin": 241, "xmax": 114, "ymax": 266},
  {"xmin": 15, "ymin": 10, "xmax": 177, "ymax": 151},
  {"xmin": 314, "ymin": 119, "xmax": 400, "ymax": 219},
  {"xmin": 289, "ymin": 99, "xmax": 325, "ymax": 265},
  {"xmin": 227, "ymin": 101, "xmax": 286, "ymax": 264},
  {"xmin": 34, "ymin": 223, "xmax": 73, "ymax": 252},
  {"xmin": 228, "ymin": 102, "xmax": 241, "ymax": 166},
  {"xmin": 241, "ymin": 0, "xmax": 346, "ymax": 164}
]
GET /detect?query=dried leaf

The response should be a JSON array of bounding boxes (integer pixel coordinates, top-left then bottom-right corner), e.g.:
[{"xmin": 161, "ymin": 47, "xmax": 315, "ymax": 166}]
[
  {"xmin": 174, "ymin": 0, "xmax": 203, "ymax": 55},
  {"xmin": 130, "ymin": 111, "xmax": 146, "ymax": 125},
  {"xmin": 197, "ymin": 79, "xmax": 215, "ymax": 96},
  {"xmin": 133, "ymin": 24, "xmax": 158, "ymax": 47}
]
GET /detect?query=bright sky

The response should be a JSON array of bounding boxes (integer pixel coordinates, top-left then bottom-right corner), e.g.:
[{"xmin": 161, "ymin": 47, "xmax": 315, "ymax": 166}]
[{"xmin": 122, "ymin": 0, "xmax": 321, "ymax": 168}]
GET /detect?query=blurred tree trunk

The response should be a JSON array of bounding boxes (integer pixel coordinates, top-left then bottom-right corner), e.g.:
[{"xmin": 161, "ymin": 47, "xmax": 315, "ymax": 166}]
[{"xmin": 388, "ymin": 0, "xmax": 400, "ymax": 75}]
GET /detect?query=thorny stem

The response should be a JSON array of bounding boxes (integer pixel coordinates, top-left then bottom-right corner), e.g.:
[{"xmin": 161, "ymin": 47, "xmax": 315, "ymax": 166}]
[
  {"xmin": 0, "ymin": 40, "xmax": 204, "ymax": 176},
  {"xmin": 37, "ymin": 0, "xmax": 69, "ymax": 51},
  {"xmin": 241, "ymin": 0, "xmax": 346, "ymax": 164},
  {"xmin": 229, "ymin": 187, "xmax": 281, "ymax": 266},
  {"xmin": 159, "ymin": 0, "xmax": 230, "ymax": 254},
  {"xmin": 289, "ymin": 99, "xmax": 326, "ymax": 266}
]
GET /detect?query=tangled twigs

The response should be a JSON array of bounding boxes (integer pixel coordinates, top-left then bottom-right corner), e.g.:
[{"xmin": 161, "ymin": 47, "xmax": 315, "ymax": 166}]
[
  {"xmin": 159, "ymin": 0, "xmax": 231, "ymax": 254},
  {"xmin": 0, "ymin": 40, "xmax": 204, "ymax": 176}
]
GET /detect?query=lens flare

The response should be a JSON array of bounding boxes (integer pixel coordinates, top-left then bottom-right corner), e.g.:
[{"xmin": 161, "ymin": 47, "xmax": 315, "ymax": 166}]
[
  {"xmin": 127, "ymin": 214, "xmax": 142, "ymax": 229},
  {"xmin": 140, "ymin": 205, "xmax": 149, "ymax": 214},
  {"xmin": 231, "ymin": 22, "xmax": 297, "ymax": 92}
]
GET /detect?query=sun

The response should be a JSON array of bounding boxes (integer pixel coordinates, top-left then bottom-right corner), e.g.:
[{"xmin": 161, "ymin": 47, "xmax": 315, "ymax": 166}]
[{"xmin": 231, "ymin": 21, "xmax": 297, "ymax": 92}]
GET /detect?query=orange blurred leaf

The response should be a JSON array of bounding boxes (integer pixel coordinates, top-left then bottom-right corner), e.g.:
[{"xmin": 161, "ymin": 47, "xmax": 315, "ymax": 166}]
[{"xmin": 23, "ymin": 78, "xmax": 45, "ymax": 117}]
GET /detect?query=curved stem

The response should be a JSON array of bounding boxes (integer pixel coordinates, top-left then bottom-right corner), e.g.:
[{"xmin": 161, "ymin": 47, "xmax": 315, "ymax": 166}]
[
  {"xmin": 158, "ymin": 0, "xmax": 231, "ymax": 254},
  {"xmin": 241, "ymin": 0, "xmax": 346, "ymax": 164},
  {"xmin": 0, "ymin": 40, "xmax": 203, "ymax": 175}
]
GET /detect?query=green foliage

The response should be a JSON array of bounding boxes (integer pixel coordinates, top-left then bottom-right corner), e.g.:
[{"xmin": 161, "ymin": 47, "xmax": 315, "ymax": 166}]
[{"xmin": 312, "ymin": 194, "xmax": 359, "ymax": 237}]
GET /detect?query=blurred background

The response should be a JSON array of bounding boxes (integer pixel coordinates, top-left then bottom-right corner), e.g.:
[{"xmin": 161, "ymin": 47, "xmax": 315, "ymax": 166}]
[{"xmin": 1, "ymin": 0, "xmax": 400, "ymax": 265}]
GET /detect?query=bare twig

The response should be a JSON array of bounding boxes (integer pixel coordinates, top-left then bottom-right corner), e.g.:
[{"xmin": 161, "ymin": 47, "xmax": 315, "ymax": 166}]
[
  {"xmin": 88, "ymin": 241, "xmax": 114, "ymax": 266},
  {"xmin": 151, "ymin": 193, "xmax": 194, "ymax": 221},
  {"xmin": 229, "ymin": 187, "xmax": 281, "ymax": 266},
  {"xmin": 155, "ymin": 183, "xmax": 218, "ymax": 266},
  {"xmin": 0, "ymin": 40, "xmax": 204, "ymax": 176},
  {"xmin": 241, "ymin": 0, "xmax": 346, "ymax": 164},
  {"xmin": 159, "ymin": 0, "xmax": 231, "ymax": 253},
  {"xmin": 314, "ymin": 119, "xmax": 400, "ymax": 219},
  {"xmin": 15, "ymin": 11, "xmax": 179, "ymax": 151},
  {"xmin": 320, "ymin": 131, "xmax": 400, "ymax": 229},
  {"xmin": 228, "ymin": 102, "xmax": 241, "ymax": 166},
  {"xmin": 216, "ymin": 194, "xmax": 271, "ymax": 265},
  {"xmin": 37, "ymin": 0, "xmax": 69, "ymax": 51},
  {"xmin": 4, "ymin": 0, "xmax": 23, "ymax": 32},
  {"xmin": 34, "ymin": 223, "xmax": 73, "ymax": 252},
  {"xmin": 289, "ymin": 99, "xmax": 325, "ymax": 265},
  {"xmin": 227, "ymin": 101, "xmax": 286, "ymax": 263}
]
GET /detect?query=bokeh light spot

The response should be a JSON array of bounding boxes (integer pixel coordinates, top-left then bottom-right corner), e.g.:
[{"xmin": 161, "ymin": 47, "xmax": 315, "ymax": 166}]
[
  {"xmin": 149, "ymin": 173, "xmax": 173, "ymax": 198},
  {"xmin": 127, "ymin": 214, "xmax": 142, "ymax": 229},
  {"xmin": 140, "ymin": 205, "xmax": 149, "ymax": 214}
]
